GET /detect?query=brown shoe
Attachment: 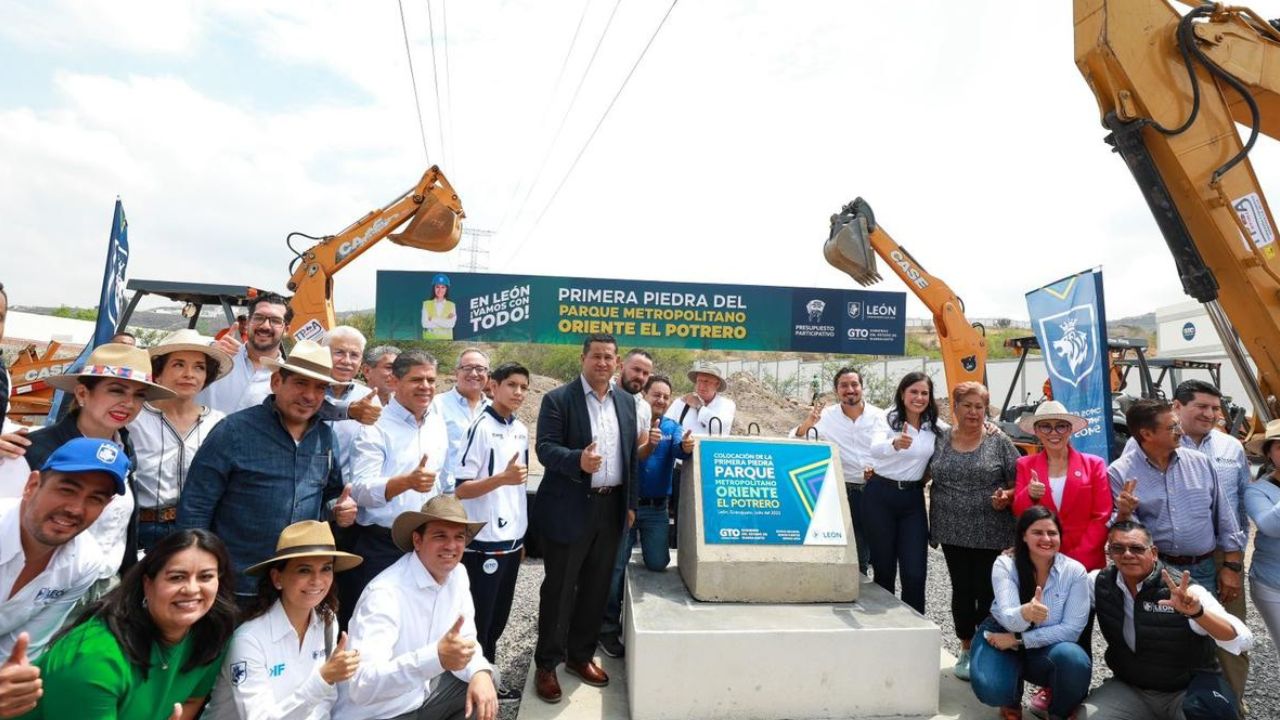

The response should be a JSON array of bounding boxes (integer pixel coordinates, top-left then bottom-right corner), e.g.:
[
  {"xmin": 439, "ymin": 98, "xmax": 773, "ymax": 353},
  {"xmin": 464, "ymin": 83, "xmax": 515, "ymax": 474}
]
[
  {"xmin": 565, "ymin": 660, "xmax": 610, "ymax": 687},
  {"xmin": 535, "ymin": 668, "xmax": 562, "ymax": 703}
]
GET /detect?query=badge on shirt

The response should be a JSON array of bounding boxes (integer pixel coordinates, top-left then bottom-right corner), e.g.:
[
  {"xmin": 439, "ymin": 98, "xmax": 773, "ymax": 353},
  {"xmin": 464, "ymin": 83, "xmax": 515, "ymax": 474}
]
[
  {"xmin": 1141, "ymin": 601, "xmax": 1176, "ymax": 614},
  {"xmin": 231, "ymin": 661, "xmax": 248, "ymax": 686},
  {"xmin": 33, "ymin": 587, "xmax": 67, "ymax": 603},
  {"xmin": 483, "ymin": 558, "xmax": 499, "ymax": 574}
]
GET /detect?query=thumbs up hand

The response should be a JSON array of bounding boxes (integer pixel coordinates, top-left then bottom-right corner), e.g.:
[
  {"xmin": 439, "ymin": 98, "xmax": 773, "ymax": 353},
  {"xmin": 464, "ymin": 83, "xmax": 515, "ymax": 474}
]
[
  {"xmin": 501, "ymin": 452, "xmax": 528, "ymax": 486},
  {"xmin": 408, "ymin": 455, "xmax": 438, "ymax": 493},
  {"xmin": 990, "ymin": 486, "xmax": 1013, "ymax": 511},
  {"xmin": 680, "ymin": 429, "xmax": 694, "ymax": 454},
  {"xmin": 0, "ymin": 633, "xmax": 42, "ymax": 718},
  {"xmin": 892, "ymin": 428, "xmax": 913, "ymax": 451},
  {"xmin": 214, "ymin": 332, "xmax": 242, "ymax": 357},
  {"xmin": 580, "ymin": 441, "xmax": 603, "ymax": 474},
  {"xmin": 167, "ymin": 703, "xmax": 183, "ymax": 720},
  {"xmin": 348, "ymin": 392, "xmax": 383, "ymax": 425},
  {"xmin": 1028, "ymin": 470, "xmax": 1046, "ymax": 502},
  {"xmin": 437, "ymin": 615, "xmax": 476, "ymax": 671},
  {"xmin": 333, "ymin": 485, "xmax": 357, "ymax": 528},
  {"xmin": 648, "ymin": 418, "xmax": 663, "ymax": 447},
  {"xmin": 1116, "ymin": 479, "xmax": 1139, "ymax": 520},
  {"xmin": 320, "ymin": 632, "xmax": 360, "ymax": 685},
  {"xmin": 1021, "ymin": 585, "xmax": 1049, "ymax": 624}
]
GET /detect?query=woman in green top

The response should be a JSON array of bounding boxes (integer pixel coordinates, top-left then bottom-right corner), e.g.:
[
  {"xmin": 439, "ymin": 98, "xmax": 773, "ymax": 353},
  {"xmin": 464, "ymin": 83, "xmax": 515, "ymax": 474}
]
[{"xmin": 22, "ymin": 529, "xmax": 236, "ymax": 719}]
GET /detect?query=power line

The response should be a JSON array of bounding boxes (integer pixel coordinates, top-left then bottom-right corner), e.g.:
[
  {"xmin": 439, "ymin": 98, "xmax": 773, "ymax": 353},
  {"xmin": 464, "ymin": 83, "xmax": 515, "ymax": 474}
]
[
  {"xmin": 503, "ymin": 0, "xmax": 624, "ymax": 237},
  {"xmin": 397, "ymin": 0, "xmax": 431, "ymax": 163},
  {"xmin": 515, "ymin": 0, "xmax": 679, "ymax": 256},
  {"xmin": 426, "ymin": 0, "xmax": 448, "ymax": 168},
  {"xmin": 442, "ymin": 0, "xmax": 457, "ymax": 174}
]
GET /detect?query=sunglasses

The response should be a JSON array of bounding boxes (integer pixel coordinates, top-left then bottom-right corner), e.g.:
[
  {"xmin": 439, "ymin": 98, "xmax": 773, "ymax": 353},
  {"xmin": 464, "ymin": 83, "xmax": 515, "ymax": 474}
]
[
  {"xmin": 1034, "ymin": 422, "xmax": 1074, "ymax": 434},
  {"xmin": 1106, "ymin": 543, "xmax": 1150, "ymax": 557}
]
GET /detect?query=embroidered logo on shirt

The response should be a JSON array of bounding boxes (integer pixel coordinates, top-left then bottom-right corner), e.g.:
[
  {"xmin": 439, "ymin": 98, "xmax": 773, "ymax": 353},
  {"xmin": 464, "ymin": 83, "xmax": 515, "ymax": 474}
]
[
  {"xmin": 497, "ymin": 517, "xmax": 508, "ymax": 528},
  {"xmin": 312, "ymin": 649, "xmax": 326, "ymax": 660},
  {"xmin": 231, "ymin": 662, "xmax": 248, "ymax": 686},
  {"xmin": 269, "ymin": 663, "xmax": 286, "ymax": 677},
  {"xmin": 1141, "ymin": 601, "xmax": 1176, "ymax": 614},
  {"xmin": 33, "ymin": 587, "xmax": 67, "ymax": 603},
  {"xmin": 483, "ymin": 558, "xmax": 499, "ymax": 574}
]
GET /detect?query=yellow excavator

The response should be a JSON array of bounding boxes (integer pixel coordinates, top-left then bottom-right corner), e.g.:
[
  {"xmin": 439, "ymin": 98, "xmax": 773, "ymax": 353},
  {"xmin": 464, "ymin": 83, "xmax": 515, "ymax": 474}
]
[
  {"xmin": 1075, "ymin": 0, "xmax": 1280, "ymax": 435},
  {"xmin": 825, "ymin": 197, "xmax": 988, "ymax": 400},
  {"xmin": 285, "ymin": 166, "xmax": 465, "ymax": 341}
]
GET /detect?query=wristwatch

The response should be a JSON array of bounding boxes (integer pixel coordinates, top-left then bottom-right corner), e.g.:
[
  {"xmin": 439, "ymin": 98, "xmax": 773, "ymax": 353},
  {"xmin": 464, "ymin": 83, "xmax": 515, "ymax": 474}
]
[{"xmin": 1222, "ymin": 561, "xmax": 1244, "ymax": 573}]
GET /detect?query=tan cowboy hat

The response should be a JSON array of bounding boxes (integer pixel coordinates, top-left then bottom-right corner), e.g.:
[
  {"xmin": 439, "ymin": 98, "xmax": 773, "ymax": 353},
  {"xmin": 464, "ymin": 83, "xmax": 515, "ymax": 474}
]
[
  {"xmin": 245, "ymin": 520, "xmax": 363, "ymax": 575},
  {"xmin": 1246, "ymin": 419, "xmax": 1280, "ymax": 456},
  {"xmin": 147, "ymin": 329, "xmax": 233, "ymax": 382},
  {"xmin": 262, "ymin": 339, "xmax": 347, "ymax": 386},
  {"xmin": 391, "ymin": 495, "xmax": 487, "ymax": 552},
  {"xmin": 48, "ymin": 343, "xmax": 176, "ymax": 401},
  {"xmin": 1018, "ymin": 400, "xmax": 1089, "ymax": 435},
  {"xmin": 687, "ymin": 361, "xmax": 727, "ymax": 393}
]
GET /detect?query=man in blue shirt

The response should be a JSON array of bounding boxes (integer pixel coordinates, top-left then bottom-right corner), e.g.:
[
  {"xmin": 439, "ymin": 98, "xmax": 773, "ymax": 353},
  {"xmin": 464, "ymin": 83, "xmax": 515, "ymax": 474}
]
[
  {"xmin": 599, "ymin": 374, "xmax": 689, "ymax": 658},
  {"xmin": 178, "ymin": 340, "xmax": 358, "ymax": 605}
]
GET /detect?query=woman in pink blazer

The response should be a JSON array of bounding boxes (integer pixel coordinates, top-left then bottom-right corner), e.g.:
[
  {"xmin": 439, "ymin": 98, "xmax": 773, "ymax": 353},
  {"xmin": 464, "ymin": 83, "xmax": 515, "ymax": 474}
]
[{"xmin": 1011, "ymin": 401, "xmax": 1111, "ymax": 716}]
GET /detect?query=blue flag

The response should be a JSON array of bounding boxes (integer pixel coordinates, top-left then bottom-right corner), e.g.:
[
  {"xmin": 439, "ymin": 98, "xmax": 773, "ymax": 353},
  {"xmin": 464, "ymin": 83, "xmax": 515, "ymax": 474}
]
[
  {"xmin": 47, "ymin": 200, "xmax": 130, "ymax": 422},
  {"xmin": 1025, "ymin": 269, "xmax": 1114, "ymax": 460}
]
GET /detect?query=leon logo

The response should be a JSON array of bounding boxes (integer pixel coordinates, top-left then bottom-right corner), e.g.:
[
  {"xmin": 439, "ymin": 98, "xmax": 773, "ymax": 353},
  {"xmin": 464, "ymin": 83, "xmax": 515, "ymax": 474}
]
[
  {"xmin": 846, "ymin": 301, "xmax": 862, "ymax": 320},
  {"xmin": 1039, "ymin": 306, "xmax": 1100, "ymax": 388},
  {"xmin": 805, "ymin": 299, "xmax": 825, "ymax": 323}
]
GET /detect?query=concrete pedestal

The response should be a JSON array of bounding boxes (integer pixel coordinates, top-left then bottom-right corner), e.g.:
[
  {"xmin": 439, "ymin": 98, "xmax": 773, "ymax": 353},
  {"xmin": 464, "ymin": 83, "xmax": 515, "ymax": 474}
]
[
  {"xmin": 625, "ymin": 567, "xmax": 941, "ymax": 720},
  {"xmin": 677, "ymin": 437, "xmax": 859, "ymax": 602}
]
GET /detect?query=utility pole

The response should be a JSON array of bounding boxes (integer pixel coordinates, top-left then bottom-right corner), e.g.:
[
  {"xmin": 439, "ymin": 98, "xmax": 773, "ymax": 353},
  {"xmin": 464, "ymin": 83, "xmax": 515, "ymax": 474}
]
[{"xmin": 458, "ymin": 227, "xmax": 494, "ymax": 272}]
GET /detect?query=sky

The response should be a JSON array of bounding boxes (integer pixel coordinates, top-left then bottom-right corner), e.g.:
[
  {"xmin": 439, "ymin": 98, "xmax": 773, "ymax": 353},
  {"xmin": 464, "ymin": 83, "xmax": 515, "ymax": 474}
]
[{"xmin": 4, "ymin": 0, "xmax": 1280, "ymax": 323}]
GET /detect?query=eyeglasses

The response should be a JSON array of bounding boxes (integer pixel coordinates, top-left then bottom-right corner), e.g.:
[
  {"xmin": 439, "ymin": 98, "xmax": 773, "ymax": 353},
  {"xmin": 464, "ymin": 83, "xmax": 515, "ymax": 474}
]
[
  {"xmin": 1106, "ymin": 543, "xmax": 1150, "ymax": 557},
  {"xmin": 1034, "ymin": 422, "xmax": 1074, "ymax": 434},
  {"xmin": 458, "ymin": 364, "xmax": 489, "ymax": 376},
  {"xmin": 249, "ymin": 314, "xmax": 285, "ymax": 328}
]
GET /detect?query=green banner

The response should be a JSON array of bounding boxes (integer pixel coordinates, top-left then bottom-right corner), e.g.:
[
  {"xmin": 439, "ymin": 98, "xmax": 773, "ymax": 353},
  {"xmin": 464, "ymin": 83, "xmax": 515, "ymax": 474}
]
[{"xmin": 376, "ymin": 270, "xmax": 906, "ymax": 353}]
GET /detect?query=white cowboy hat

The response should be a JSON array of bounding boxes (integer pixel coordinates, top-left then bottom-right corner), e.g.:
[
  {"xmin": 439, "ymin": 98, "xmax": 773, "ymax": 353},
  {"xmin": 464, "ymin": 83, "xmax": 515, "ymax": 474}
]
[
  {"xmin": 1017, "ymin": 400, "xmax": 1088, "ymax": 435},
  {"xmin": 391, "ymin": 495, "xmax": 487, "ymax": 552},
  {"xmin": 1246, "ymin": 419, "xmax": 1280, "ymax": 457},
  {"xmin": 147, "ymin": 329, "xmax": 233, "ymax": 382},
  {"xmin": 687, "ymin": 361, "xmax": 727, "ymax": 393},
  {"xmin": 244, "ymin": 521, "xmax": 363, "ymax": 576},
  {"xmin": 48, "ymin": 343, "xmax": 176, "ymax": 401},
  {"xmin": 262, "ymin": 340, "xmax": 347, "ymax": 386}
]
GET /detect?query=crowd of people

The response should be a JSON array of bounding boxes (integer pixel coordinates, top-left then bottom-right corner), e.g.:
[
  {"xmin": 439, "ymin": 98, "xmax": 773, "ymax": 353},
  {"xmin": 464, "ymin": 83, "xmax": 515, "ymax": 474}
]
[{"xmin": 0, "ymin": 280, "xmax": 1272, "ymax": 719}]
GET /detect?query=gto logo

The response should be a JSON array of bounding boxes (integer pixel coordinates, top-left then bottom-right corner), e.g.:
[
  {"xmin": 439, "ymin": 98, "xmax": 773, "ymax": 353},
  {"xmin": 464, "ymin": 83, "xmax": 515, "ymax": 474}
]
[
  {"xmin": 718, "ymin": 528, "xmax": 741, "ymax": 539},
  {"xmin": 335, "ymin": 216, "xmax": 394, "ymax": 263},
  {"xmin": 889, "ymin": 249, "xmax": 930, "ymax": 290},
  {"xmin": 23, "ymin": 364, "xmax": 72, "ymax": 382}
]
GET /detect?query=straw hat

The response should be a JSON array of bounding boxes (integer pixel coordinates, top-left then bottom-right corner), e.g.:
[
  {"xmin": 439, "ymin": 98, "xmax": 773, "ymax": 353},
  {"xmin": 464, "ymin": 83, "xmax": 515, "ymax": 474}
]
[
  {"xmin": 687, "ymin": 361, "xmax": 727, "ymax": 393},
  {"xmin": 1246, "ymin": 419, "xmax": 1280, "ymax": 457},
  {"xmin": 262, "ymin": 340, "xmax": 347, "ymax": 386},
  {"xmin": 1017, "ymin": 400, "xmax": 1089, "ymax": 435},
  {"xmin": 48, "ymin": 343, "xmax": 176, "ymax": 401},
  {"xmin": 147, "ymin": 329, "xmax": 233, "ymax": 382},
  {"xmin": 391, "ymin": 495, "xmax": 487, "ymax": 552},
  {"xmin": 244, "ymin": 521, "xmax": 363, "ymax": 575}
]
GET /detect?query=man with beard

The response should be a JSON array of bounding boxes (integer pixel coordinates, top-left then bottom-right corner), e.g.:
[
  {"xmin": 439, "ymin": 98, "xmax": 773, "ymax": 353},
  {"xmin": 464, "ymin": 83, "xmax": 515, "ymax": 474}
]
[
  {"xmin": 0, "ymin": 438, "xmax": 125, "ymax": 673},
  {"xmin": 617, "ymin": 350, "xmax": 655, "ymax": 456},
  {"xmin": 178, "ymin": 340, "xmax": 358, "ymax": 606},
  {"xmin": 793, "ymin": 366, "xmax": 883, "ymax": 575},
  {"xmin": 432, "ymin": 348, "xmax": 491, "ymax": 494},
  {"xmin": 204, "ymin": 294, "xmax": 292, "ymax": 415}
]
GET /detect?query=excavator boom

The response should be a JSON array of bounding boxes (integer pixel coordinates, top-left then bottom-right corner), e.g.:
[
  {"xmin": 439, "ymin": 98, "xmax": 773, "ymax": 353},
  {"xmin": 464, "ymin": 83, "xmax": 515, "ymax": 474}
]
[
  {"xmin": 1075, "ymin": 0, "xmax": 1280, "ymax": 428},
  {"xmin": 825, "ymin": 198, "xmax": 988, "ymax": 400},
  {"xmin": 286, "ymin": 165, "xmax": 464, "ymax": 340}
]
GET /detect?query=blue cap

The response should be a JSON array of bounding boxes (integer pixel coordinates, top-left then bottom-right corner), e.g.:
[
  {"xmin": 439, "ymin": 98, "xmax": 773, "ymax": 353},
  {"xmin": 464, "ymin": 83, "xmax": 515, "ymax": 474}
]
[
  {"xmin": 432, "ymin": 273, "xmax": 450, "ymax": 288},
  {"xmin": 40, "ymin": 438, "xmax": 131, "ymax": 495}
]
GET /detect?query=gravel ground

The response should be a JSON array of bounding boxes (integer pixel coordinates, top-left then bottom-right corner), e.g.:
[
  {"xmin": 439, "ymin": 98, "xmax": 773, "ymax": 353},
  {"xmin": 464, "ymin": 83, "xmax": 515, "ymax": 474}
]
[{"xmin": 492, "ymin": 549, "xmax": 1278, "ymax": 719}]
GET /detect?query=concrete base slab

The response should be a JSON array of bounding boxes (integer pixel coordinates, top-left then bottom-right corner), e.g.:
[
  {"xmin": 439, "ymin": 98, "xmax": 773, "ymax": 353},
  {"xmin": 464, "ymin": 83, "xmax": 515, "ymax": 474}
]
[{"xmin": 624, "ymin": 568, "xmax": 941, "ymax": 720}]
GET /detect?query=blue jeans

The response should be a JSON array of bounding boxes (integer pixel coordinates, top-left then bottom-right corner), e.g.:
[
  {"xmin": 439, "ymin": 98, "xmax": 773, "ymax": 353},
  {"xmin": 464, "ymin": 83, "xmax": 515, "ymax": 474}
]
[
  {"xmin": 601, "ymin": 503, "xmax": 671, "ymax": 638},
  {"xmin": 846, "ymin": 483, "xmax": 870, "ymax": 576},
  {"xmin": 1164, "ymin": 555, "xmax": 1218, "ymax": 596},
  {"xmin": 970, "ymin": 617, "xmax": 1091, "ymax": 717},
  {"xmin": 863, "ymin": 478, "xmax": 928, "ymax": 612},
  {"xmin": 137, "ymin": 520, "xmax": 178, "ymax": 554}
]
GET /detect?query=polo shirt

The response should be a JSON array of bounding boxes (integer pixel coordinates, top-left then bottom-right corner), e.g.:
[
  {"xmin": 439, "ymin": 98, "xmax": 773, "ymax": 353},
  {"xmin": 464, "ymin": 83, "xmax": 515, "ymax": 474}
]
[
  {"xmin": 457, "ymin": 406, "xmax": 529, "ymax": 545},
  {"xmin": 0, "ymin": 498, "xmax": 107, "ymax": 660}
]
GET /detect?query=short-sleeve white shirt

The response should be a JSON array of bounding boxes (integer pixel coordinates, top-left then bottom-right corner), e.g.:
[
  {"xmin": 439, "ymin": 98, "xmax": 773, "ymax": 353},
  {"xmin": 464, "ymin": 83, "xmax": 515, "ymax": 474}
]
[{"xmin": 457, "ymin": 408, "xmax": 529, "ymax": 545}]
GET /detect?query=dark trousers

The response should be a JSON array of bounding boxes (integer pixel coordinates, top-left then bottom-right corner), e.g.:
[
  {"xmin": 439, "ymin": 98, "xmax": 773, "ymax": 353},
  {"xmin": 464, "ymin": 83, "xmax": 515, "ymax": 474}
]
[
  {"xmin": 462, "ymin": 549, "xmax": 522, "ymax": 665},
  {"xmin": 383, "ymin": 672, "xmax": 468, "ymax": 720},
  {"xmin": 535, "ymin": 492, "xmax": 624, "ymax": 670},
  {"xmin": 941, "ymin": 544, "xmax": 1001, "ymax": 642},
  {"xmin": 846, "ymin": 483, "xmax": 870, "ymax": 575},
  {"xmin": 338, "ymin": 524, "xmax": 404, "ymax": 631},
  {"xmin": 863, "ymin": 478, "xmax": 928, "ymax": 613},
  {"xmin": 137, "ymin": 520, "xmax": 178, "ymax": 554}
]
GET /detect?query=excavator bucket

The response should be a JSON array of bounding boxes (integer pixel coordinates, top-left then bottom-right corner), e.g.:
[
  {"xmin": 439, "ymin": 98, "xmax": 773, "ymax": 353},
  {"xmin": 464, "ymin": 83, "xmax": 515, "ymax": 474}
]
[
  {"xmin": 824, "ymin": 197, "xmax": 881, "ymax": 286},
  {"xmin": 390, "ymin": 167, "xmax": 465, "ymax": 252}
]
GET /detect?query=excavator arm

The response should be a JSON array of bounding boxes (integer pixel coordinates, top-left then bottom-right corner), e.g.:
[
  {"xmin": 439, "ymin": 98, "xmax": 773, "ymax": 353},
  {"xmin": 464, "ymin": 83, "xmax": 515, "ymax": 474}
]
[
  {"xmin": 286, "ymin": 166, "xmax": 464, "ymax": 340},
  {"xmin": 1075, "ymin": 0, "xmax": 1280, "ymax": 428},
  {"xmin": 825, "ymin": 198, "xmax": 988, "ymax": 399}
]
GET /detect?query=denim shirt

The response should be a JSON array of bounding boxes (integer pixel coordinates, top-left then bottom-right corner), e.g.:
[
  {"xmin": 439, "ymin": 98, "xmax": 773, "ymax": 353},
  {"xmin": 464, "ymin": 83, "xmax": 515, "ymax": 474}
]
[
  {"xmin": 177, "ymin": 397, "xmax": 344, "ymax": 596},
  {"xmin": 639, "ymin": 417, "xmax": 690, "ymax": 498}
]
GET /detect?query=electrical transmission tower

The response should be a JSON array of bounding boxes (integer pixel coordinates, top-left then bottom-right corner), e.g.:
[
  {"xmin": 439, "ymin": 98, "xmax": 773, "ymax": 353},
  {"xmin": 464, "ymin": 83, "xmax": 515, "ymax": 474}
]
[{"xmin": 458, "ymin": 227, "xmax": 494, "ymax": 272}]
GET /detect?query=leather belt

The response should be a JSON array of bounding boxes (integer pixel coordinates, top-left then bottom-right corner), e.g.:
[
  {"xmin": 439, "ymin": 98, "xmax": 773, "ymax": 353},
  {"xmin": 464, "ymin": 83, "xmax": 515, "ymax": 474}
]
[
  {"xmin": 638, "ymin": 497, "xmax": 668, "ymax": 508},
  {"xmin": 590, "ymin": 486, "xmax": 619, "ymax": 495},
  {"xmin": 869, "ymin": 473, "xmax": 921, "ymax": 491},
  {"xmin": 1160, "ymin": 551, "xmax": 1214, "ymax": 566},
  {"xmin": 139, "ymin": 506, "xmax": 177, "ymax": 523}
]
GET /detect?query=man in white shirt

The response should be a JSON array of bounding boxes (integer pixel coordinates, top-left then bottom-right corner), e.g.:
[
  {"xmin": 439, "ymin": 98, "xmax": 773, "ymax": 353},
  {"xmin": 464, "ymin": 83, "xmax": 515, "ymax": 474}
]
[
  {"xmin": 0, "ymin": 437, "xmax": 125, "ymax": 716},
  {"xmin": 337, "ymin": 495, "xmax": 497, "ymax": 720},
  {"xmin": 361, "ymin": 345, "xmax": 402, "ymax": 406},
  {"xmin": 203, "ymin": 294, "xmax": 292, "ymax": 415},
  {"xmin": 431, "ymin": 348, "xmax": 491, "ymax": 495},
  {"xmin": 322, "ymin": 325, "xmax": 381, "ymax": 484},
  {"xmin": 665, "ymin": 361, "xmax": 735, "ymax": 438},
  {"xmin": 338, "ymin": 350, "xmax": 449, "ymax": 629},
  {"xmin": 1083, "ymin": 520, "xmax": 1251, "ymax": 720},
  {"xmin": 617, "ymin": 349, "xmax": 654, "ymax": 448},
  {"xmin": 792, "ymin": 366, "xmax": 883, "ymax": 575}
]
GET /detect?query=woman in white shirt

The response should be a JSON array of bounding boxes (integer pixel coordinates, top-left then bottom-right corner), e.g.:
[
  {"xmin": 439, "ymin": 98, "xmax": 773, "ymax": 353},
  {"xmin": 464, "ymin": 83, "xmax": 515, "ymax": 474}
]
[
  {"xmin": 208, "ymin": 521, "xmax": 363, "ymax": 720},
  {"xmin": 866, "ymin": 371, "xmax": 942, "ymax": 613},
  {"xmin": 133, "ymin": 329, "xmax": 230, "ymax": 552}
]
